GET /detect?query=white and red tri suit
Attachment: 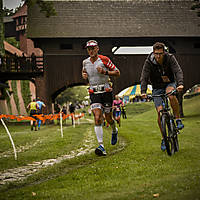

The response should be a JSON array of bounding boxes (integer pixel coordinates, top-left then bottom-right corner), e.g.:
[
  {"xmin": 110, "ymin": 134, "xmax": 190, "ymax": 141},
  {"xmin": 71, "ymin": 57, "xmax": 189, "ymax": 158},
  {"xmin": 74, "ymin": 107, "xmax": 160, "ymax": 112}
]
[
  {"xmin": 82, "ymin": 54, "xmax": 119, "ymax": 112},
  {"xmin": 82, "ymin": 54, "xmax": 119, "ymax": 89}
]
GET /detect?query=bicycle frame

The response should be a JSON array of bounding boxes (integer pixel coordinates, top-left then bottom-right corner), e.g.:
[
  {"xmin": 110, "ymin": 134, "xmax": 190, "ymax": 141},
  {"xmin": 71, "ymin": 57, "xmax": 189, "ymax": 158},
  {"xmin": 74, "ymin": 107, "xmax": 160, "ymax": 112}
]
[{"xmin": 151, "ymin": 90, "xmax": 179, "ymax": 155}]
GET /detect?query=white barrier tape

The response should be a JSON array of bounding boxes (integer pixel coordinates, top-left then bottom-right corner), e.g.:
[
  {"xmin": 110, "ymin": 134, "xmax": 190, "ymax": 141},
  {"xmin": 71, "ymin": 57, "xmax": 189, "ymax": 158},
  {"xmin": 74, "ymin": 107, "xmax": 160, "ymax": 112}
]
[{"xmin": 1, "ymin": 118, "xmax": 17, "ymax": 160}]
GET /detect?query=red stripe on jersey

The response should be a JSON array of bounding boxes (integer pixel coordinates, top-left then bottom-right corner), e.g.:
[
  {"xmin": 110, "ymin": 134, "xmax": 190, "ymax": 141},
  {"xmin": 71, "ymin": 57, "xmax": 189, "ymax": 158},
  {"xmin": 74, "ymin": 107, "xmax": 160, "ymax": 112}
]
[{"xmin": 98, "ymin": 55, "xmax": 116, "ymax": 71}]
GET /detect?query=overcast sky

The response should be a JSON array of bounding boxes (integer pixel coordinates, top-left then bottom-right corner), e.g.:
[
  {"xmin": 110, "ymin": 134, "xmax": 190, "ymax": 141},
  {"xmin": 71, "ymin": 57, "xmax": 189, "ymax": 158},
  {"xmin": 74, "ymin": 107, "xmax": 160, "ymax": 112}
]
[{"xmin": 2, "ymin": 0, "xmax": 23, "ymax": 10}]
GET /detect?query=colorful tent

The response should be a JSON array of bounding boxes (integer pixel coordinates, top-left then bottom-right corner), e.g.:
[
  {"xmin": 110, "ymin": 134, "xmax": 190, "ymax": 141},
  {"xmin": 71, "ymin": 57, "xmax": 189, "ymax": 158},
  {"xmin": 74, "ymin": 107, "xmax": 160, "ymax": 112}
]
[
  {"xmin": 118, "ymin": 84, "xmax": 152, "ymax": 101},
  {"xmin": 118, "ymin": 87, "xmax": 131, "ymax": 97}
]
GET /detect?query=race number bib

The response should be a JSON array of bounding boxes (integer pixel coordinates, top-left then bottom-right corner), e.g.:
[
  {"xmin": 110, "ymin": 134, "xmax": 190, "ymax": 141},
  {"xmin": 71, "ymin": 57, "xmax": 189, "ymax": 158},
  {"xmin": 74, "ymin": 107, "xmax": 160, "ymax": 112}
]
[
  {"xmin": 116, "ymin": 108, "xmax": 120, "ymax": 111},
  {"xmin": 91, "ymin": 103, "xmax": 102, "ymax": 110}
]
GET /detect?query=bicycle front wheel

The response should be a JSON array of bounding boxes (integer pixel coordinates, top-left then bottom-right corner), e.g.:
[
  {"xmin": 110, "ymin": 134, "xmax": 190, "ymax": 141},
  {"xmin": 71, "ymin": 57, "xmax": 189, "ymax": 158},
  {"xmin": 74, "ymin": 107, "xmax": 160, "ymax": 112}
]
[
  {"xmin": 161, "ymin": 114, "xmax": 175, "ymax": 156},
  {"xmin": 170, "ymin": 119, "xmax": 179, "ymax": 152}
]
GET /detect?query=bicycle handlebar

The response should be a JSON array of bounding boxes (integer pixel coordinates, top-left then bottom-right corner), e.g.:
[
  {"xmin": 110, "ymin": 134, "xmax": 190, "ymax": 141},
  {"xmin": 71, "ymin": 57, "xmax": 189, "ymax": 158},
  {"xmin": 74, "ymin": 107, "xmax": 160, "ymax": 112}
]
[{"xmin": 148, "ymin": 89, "xmax": 177, "ymax": 99}]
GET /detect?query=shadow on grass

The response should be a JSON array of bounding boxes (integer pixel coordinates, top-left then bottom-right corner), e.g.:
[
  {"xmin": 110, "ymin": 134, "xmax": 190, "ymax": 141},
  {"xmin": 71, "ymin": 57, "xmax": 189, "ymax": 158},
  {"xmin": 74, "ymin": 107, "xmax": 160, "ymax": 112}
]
[{"xmin": 183, "ymin": 113, "xmax": 200, "ymax": 119}]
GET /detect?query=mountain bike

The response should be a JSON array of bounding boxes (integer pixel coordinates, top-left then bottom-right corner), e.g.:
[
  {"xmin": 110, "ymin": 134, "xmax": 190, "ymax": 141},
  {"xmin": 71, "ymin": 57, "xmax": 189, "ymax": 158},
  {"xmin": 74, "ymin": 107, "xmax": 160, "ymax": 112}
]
[{"xmin": 151, "ymin": 90, "xmax": 180, "ymax": 156}]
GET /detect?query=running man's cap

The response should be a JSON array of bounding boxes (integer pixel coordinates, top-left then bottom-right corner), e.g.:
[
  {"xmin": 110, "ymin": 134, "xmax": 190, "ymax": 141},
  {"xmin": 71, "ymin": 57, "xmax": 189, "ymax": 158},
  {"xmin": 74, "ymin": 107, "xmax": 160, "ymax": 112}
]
[{"xmin": 85, "ymin": 40, "xmax": 98, "ymax": 48}]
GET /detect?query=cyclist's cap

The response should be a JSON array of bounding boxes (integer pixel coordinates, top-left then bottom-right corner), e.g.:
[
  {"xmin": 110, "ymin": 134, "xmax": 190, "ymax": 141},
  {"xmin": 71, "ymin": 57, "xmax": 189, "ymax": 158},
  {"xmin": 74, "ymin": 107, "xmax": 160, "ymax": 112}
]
[{"xmin": 85, "ymin": 40, "xmax": 98, "ymax": 48}]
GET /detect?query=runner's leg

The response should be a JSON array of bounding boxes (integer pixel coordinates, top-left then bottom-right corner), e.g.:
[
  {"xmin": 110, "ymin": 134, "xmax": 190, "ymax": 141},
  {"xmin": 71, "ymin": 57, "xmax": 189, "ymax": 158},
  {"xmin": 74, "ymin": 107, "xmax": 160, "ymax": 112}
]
[{"xmin": 93, "ymin": 108, "xmax": 104, "ymax": 146}]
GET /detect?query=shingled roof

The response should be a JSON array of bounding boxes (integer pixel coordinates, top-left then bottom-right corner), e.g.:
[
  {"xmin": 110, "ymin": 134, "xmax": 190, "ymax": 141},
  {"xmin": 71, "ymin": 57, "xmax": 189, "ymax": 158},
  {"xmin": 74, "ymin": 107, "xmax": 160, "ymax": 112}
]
[
  {"xmin": 12, "ymin": 3, "xmax": 27, "ymax": 19},
  {"xmin": 27, "ymin": 0, "xmax": 200, "ymax": 38}
]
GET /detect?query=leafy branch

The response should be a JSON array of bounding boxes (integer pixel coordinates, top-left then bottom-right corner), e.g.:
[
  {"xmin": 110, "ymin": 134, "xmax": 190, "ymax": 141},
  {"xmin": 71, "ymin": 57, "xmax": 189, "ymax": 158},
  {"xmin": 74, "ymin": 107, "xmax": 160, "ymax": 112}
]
[
  {"xmin": 23, "ymin": 0, "xmax": 56, "ymax": 17},
  {"xmin": 191, "ymin": 0, "xmax": 200, "ymax": 17}
]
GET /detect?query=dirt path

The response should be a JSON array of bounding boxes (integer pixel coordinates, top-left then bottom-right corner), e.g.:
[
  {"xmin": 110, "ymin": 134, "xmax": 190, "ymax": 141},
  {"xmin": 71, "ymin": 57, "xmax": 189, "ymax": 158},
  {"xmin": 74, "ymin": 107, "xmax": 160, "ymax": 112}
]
[
  {"xmin": 0, "ymin": 119, "xmax": 126, "ymax": 185},
  {"xmin": 0, "ymin": 126, "xmax": 96, "ymax": 185}
]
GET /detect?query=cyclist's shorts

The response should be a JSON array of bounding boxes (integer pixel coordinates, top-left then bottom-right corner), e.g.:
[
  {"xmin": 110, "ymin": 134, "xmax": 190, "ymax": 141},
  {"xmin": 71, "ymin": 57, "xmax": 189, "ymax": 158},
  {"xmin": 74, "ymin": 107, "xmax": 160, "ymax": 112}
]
[
  {"xmin": 152, "ymin": 82, "xmax": 176, "ymax": 108},
  {"xmin": 90, "ymin": 92, "xmax": 113, "ymax": 113}
]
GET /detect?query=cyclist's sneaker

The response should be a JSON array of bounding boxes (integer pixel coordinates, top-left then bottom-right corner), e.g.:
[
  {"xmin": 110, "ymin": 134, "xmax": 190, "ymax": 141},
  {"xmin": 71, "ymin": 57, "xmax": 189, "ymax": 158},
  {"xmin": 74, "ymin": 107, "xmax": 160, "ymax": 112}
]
[
  {"xmin": 176, "ymin": 119, "xmax": 184, "ymax": 130},
  {"xmin": 161, "ymin": 139, "xmax": 166, "ymax": 151},
  {"xmin": 95, "ymin": 145, "xmax": 107, "ymax": 156},
  {"xmin": 111, "ymin": 128, "xmax": 118, "ymax": 145}
]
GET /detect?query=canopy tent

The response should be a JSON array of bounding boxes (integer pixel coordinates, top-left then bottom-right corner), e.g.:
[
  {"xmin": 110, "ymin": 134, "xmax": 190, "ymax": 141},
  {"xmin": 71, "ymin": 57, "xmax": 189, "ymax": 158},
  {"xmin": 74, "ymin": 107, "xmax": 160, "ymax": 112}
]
[
  {"xmin": 118, "ymin": 87, "xmax": 131, "ymax": 98},
  {"xmin": 118, "ymin": 84, "xmax": 152, "ymax": 102}
]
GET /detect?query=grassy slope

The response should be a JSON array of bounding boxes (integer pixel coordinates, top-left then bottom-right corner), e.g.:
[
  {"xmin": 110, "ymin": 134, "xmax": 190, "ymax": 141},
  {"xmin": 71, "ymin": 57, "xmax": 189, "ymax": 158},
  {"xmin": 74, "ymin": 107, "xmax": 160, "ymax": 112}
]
[{"xmin": 0, "ymin": 96, "xmax": 200, "ymax": 200}]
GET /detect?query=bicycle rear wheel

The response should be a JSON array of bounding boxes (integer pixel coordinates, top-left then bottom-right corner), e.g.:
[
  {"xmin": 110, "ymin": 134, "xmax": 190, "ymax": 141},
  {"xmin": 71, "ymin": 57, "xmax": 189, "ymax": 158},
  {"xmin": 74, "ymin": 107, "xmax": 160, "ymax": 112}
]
[{"xmin": 161, "ymin": 114, "xmax": 175, "ymax": 156}]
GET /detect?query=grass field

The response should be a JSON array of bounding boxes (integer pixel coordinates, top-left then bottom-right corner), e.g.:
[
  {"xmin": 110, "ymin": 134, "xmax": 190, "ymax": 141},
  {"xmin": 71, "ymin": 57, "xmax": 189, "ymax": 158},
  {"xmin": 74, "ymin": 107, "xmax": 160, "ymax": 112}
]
[{"xmin": 0, "ymin": 96, "xmax": 200, "ymax": 200}]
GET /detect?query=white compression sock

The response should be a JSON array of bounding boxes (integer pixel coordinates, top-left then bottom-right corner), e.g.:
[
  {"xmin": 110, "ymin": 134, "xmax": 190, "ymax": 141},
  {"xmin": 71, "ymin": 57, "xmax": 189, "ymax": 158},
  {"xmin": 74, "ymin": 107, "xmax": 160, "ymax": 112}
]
[{"xmin": 94, "ymin": 125, "xmax": 104, "ymax": 146}]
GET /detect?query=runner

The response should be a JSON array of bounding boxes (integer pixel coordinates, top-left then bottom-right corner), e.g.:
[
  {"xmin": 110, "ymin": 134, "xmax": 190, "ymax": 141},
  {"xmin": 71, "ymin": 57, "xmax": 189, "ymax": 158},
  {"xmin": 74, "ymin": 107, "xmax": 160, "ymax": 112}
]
[
  {"xmin": 62, "ymin": 105, "xmax": 67, "ymax": 125},
  {"xmin": 36, "ymin": 97, "xmax": 46, "ymax": 130},
  {"xmin": 121, "ymin": 102, "xmax": 127, "ymax": 119},
  {"xmin": 112, "ymin": 95, "xmax": 123, "ymax": 127},
  {"xmin": 82, "ymin": 40, "xmax": 120, "ymax": 156},
  {"xmin": 69, "ymin": 103, "xmax": 76, "ymax": 125},
  {"xmin": 27, "ymin": 99, "xmax": 39, "ymax": 131}
]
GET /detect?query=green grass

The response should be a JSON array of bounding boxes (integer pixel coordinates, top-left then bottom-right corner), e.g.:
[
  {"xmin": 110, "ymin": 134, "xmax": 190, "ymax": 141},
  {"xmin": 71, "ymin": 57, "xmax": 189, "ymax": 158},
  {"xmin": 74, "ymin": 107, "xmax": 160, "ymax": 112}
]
[{"xmin": 0, "ymin": 96, "xmax": 200, "ymax": 200}]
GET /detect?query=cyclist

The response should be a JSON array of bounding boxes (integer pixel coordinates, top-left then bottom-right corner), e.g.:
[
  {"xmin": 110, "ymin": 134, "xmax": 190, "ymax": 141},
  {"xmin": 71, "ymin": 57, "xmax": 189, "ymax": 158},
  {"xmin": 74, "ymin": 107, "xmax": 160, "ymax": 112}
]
[
  {"xmin": 112, "ymin": 95, "xmax": 123, "ymax": 127},
  {"xmin": 82, "ymin": 40, "xmax": 120, "ymax": 156},
  {"xmin": 140, "ymin": 42, "xmax": 184, "ymax": 151}
]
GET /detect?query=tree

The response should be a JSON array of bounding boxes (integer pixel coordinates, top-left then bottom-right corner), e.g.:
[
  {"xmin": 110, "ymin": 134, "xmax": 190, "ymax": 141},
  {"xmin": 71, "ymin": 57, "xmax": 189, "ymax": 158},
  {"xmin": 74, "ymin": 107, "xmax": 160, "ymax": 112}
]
[
  {"xmin": 191, "ymin": 0, "xmax": 200, "ymax": 17},
  {"xmin": 2, "ymin": 7, "xmax": 15, "ymax": 16},
  {"xmin": 23, "ymin": 0, "xmax": 56, "ymax": 18},
  {"xmin": 56, "ymin": 86, "xmax": 89, "ymax": 105},
  {"xmin": 0, "ymin": 0, "xmax": 5, "ymax": 56},
  {"xmin": 0, "ymin": 0, "xmax": 56, "ymax": 56}
]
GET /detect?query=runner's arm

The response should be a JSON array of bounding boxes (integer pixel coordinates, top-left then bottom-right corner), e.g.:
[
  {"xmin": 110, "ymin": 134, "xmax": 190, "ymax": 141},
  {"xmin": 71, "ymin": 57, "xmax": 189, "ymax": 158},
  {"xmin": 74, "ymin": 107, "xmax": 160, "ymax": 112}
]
[
  {"xmin": 97, "ymin": 66, "xmax": 120, "ymax": 77},
  {"xmin": 27, "ymin": 103, "xmax": 30, "ymax": 109},
  {"xmin": 42, "ymin": 103, "xmax": 46, "ymax": 108},
  {"xmin": 82, "ymin": 67, "xmax": 88, "ymax": 79},
  {"xmin": 98, "ymin": 55, "xmax": 120, "ymax": 77}
]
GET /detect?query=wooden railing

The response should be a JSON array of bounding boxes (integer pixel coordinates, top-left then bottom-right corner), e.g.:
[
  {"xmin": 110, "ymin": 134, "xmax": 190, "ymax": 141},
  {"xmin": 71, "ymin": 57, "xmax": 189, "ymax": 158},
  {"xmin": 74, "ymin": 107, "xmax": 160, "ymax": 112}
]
[{"xmin": 0, "ymin": 55, "xmax": 44, "ymax": 73}]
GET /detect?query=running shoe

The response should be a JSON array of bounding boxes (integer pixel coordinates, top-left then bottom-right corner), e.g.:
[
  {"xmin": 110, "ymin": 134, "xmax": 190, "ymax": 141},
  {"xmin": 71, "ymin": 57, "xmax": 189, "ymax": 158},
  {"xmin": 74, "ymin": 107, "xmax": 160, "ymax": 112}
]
[
  {"xmin": 111, "ymin": 128, "xmax": 118, "ymax": 145},
  {"xmin": 95, "ymin": 145, "xmax": 107, "ymax": 156},
  {"xmin": 176, "ymin": 119, "xmax": 184, "ymax": 130},
  {"xmin": 161, "ymin": 139, "xmax": 166, "ymax": 151}
]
